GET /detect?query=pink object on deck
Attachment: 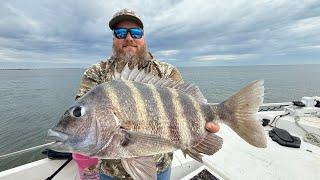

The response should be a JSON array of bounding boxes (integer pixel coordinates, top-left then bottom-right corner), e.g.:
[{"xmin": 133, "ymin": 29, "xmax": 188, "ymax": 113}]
[{"xmin": 73, "ymin": 153, "xmax": 99, "ymax": 180}]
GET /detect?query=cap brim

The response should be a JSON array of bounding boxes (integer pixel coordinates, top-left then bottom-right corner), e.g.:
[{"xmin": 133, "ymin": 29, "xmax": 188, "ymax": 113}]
[{"xmin": 109, "ymin": 15, "xmax": 143, "ymax": 30}]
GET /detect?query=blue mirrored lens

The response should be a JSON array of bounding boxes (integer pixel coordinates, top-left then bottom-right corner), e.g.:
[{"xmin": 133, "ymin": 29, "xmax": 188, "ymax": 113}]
[
  {"xmin": 114, "ymin": 28, "xmax": 143, "ymax": 39},
  {"xmin": 114, "ymin": 28, "xmax": 128, "ymax": 39},
  {"xmin": 130, "ymin": 28, "xmax": 143, "ymax": 39}
]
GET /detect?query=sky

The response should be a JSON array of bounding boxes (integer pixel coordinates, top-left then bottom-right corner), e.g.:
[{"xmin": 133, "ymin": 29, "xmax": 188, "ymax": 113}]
[{"xmin": 0, "ymin": 0, "xmax": 320, "ymax": 68}]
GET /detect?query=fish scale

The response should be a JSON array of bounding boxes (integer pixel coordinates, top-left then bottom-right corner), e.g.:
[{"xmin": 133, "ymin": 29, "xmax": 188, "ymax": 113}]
[
  {"xmin": 155, "ymin": 83, "xmax": 182, "ymax": 143},
  {"xmin": 103, "ymin": 80, "xmax": 208, "ymax": 147},
  {"xmin": 145, "ymin": 84, "xmax": 170, "ymax": 138},
  {"xmin": 131, "ymin": 81, "xmax": 164, "ymax": 135}
]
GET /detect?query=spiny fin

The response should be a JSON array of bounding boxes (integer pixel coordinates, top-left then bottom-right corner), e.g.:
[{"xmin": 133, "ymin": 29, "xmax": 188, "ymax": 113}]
[
  {"xmin": 121, "ymin": 156, "xmax": 156, "ymax": 180},
  {"xmin": 183, "ymin": 148, "xmax": 203, "ymax": 163},
  {"xmin": 182, "ymin": 151, "xmax": 187, "ymax": 158},
  {"xmin": 183, "ymin": 133, "xmax": 223, "ymax": 163},
  {"xmin": 192, "ymin": 133, "xmax": 223, "ymax": 155},
  {"xmin": 213, "ymin": 80, "xmax": 267, "ymax": 148},
  {"xmin": 113, "ymin": 63, "xmax": 207, "ymax": 103}
]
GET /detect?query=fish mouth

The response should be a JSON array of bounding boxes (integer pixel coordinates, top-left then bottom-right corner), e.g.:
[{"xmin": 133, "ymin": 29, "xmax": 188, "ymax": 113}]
[{"xmin": 46, "ymin": 129, "xmax": 69, "ymax": 143}]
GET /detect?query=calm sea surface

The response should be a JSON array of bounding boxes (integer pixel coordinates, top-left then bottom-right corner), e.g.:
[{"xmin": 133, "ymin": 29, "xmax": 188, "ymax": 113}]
[{"xmin": 0, "ymin": 64, "xmax": 319, "ymax": 171}]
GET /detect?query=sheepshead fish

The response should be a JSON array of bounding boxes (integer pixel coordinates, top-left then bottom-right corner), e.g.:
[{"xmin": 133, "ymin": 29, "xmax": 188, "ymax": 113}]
[{"xmin": 47, "ymin": 64, "xmax": 267, "ymax": 180}]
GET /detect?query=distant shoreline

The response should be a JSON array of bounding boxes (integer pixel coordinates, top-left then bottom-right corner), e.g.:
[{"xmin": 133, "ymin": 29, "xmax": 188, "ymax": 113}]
[{"xmin": 0, "ymin": 63, "xmax": 319, "ymax": 70}]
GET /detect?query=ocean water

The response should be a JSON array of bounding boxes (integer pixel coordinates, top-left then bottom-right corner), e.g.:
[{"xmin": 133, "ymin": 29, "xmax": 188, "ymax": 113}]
[{"xmin": 0, "ymin": 64, "xmax": 319, "ymax": 171}]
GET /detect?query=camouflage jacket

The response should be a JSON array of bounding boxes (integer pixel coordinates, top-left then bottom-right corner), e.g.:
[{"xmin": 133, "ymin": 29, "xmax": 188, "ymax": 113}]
[{"xmin": 75, "ymin": 54, "xmax": 182, "ymax": 179}]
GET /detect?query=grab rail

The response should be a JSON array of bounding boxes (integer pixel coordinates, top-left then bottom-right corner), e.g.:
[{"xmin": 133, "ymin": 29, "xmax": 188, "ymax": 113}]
[{"xmin": 0, "ymin": 142, "xmax": 55, "ymax": 159}]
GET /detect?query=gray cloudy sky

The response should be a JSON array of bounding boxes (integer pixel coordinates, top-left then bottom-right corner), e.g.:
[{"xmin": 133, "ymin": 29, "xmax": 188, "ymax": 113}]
[{"xmin": 1, "ymin": 0, "xmax": 320, "ymax": 68}]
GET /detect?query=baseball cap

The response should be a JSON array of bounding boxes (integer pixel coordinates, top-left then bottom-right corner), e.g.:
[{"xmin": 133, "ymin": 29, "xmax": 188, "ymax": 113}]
[{"xmin": 109, "ymin": 8, "xmax": 144, "ymax": 30}]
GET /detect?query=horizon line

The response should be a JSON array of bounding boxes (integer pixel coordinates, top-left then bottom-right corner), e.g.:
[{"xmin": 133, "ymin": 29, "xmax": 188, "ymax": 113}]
[{"xmin": 1, "ymin": 63, "xmax": 320, "ymax": 70}]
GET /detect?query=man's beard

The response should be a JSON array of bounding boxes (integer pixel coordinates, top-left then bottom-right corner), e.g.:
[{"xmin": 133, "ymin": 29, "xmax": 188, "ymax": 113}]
[{"xmin": 112, "ymin": 43, "xmax": 150, "ymax": 71}]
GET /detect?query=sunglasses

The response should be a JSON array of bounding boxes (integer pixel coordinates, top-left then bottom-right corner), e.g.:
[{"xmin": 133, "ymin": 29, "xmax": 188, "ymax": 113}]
[{"xmin": 113, "ymin": 27, "xmax": 144, "ymax": 39}]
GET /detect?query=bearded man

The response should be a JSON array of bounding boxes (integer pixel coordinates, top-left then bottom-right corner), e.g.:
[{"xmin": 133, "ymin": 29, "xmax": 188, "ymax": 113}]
[{"xmin": 74, "ymin": 8, "xmax": 220, "ymax": 180}]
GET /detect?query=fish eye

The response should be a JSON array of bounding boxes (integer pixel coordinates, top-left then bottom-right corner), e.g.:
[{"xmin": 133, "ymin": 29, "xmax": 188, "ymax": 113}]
[{"xmin": 72, "ymin": 106, "xmax": 85, "ymax": 118}]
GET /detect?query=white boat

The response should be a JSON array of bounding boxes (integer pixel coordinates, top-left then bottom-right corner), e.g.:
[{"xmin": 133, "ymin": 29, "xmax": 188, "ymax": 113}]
[{"xmin": 1, "ymin": 98, "xmax": 320, "ymax": 180}]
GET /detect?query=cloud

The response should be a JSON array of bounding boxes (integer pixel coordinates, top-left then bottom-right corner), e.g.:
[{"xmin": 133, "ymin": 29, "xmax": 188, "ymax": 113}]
[
  {"xmin": 299, "ymin": 45, "xmax": 320, "ymax": 50},
  {"xmin": 1, "ymin": 0, "xmax": 320, "ymax": 68},
  {"xmin": 192, "ymin": 54, "xmax": 257, "ymax": 61},
  {"xmin": 154, "ymin": 49, "xmax": 180, "ymax": 56}
]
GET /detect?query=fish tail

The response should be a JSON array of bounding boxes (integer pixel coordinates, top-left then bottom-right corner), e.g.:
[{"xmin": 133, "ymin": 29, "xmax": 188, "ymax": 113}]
[{"xmin": 212, "ymin": 80, "xmax": 267, "ymax": 148}]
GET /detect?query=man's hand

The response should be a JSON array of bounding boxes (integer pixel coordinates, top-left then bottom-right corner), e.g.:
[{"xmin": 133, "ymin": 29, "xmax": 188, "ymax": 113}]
[{"xmin": 205, "ymin": 122, "xmax": 220, "ymax": 133}]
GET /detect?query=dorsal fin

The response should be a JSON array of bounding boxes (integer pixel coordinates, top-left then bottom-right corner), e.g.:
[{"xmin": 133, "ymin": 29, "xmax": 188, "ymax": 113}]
[{"xmin": 113, "ymin": 63, "xmax": 207, "ymax": 103}]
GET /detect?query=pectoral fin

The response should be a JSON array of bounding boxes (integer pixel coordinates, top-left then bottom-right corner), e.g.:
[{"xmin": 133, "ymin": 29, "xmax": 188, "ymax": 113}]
[
  {"xmin": 120, "ymin": 130, "xmax": 172, "ymax": 146},
  {"xmin": 121, "ymin": 156, "xmax": 157, "ymax": 180},
  {"xmin": 183, "ymin": 148, "xmax": 204, "ymax": 162},
  {"xmin": 118, "ymin": 130, "xmax": 176, "ymax": 157}
]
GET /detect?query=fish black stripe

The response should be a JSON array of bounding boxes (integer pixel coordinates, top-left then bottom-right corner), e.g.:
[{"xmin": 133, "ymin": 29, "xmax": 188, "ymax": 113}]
[
  {"xmin": 109, "ymin": 81, "xmax": 139, "ymax": 129},
  {"xmin": 157, "ymin": 87, "xmax": 182, "ymax": 145},
  {"xmin": 132, "ymin": 82, "xmax": 162, "ymax": 134},
  {"xmin": 123, "ymin": 81, "xmax": 149, "ymax": 130},
  {"xmin": 145, "ymin": 84, "xmax": 170, "ymax": 139},
  {"xmin": 178, "ymin": 93, "xmax": 201, "ymax": 144},
  {"xmin": 201, "ymin": 104, "xmax": 215, "ymax": 122}
]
